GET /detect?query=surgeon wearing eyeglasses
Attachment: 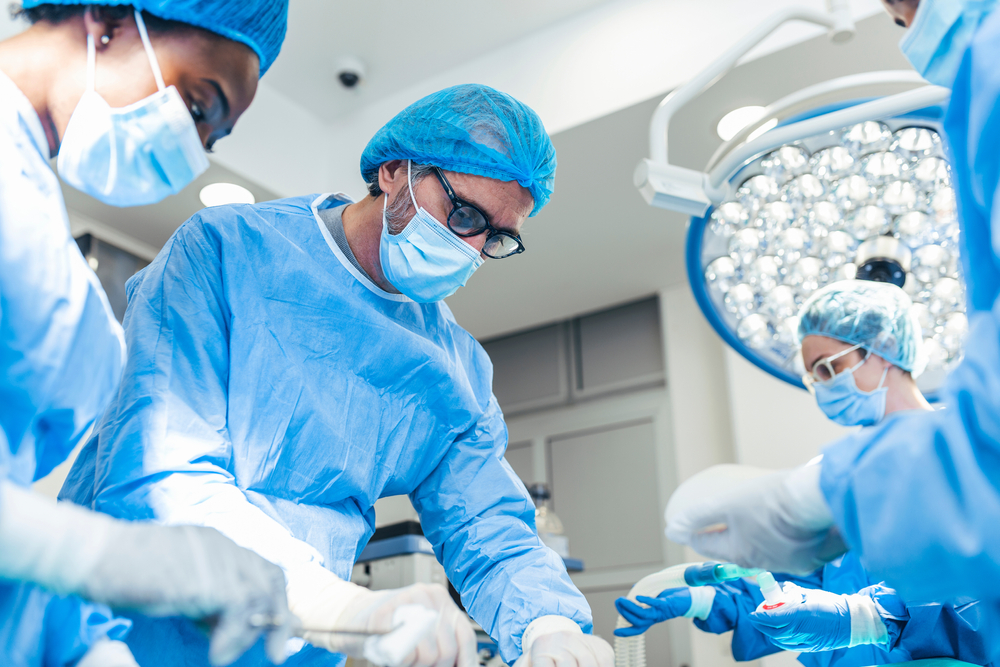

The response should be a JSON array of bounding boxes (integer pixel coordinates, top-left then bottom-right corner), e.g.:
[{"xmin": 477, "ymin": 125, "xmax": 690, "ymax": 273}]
[
  {"xmin": 614, "ymin": 281, "xmax": 997, "ymax": 665},
  {"xmin": 59, "ymin": 83, "xmax": 613, "ymax": 667}
]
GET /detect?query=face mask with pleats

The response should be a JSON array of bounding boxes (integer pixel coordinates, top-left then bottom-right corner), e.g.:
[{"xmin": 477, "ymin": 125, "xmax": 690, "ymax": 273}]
[
  {"xmin": 379, "ymin": 160, "xmax": 484, "ymax": 303},
  {"xmin": 57, "ymin": 9, "xmax": 209, "ymax": 207},
  {"xmin": 813, "ymin": 352, "xmax": 890, "ymax": 427}
]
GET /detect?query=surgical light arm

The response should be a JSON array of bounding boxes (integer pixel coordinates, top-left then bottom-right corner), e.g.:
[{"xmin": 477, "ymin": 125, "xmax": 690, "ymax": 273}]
[{"xmin": 634, "ymin": 0, "xmax": 949, "ymax": 217}]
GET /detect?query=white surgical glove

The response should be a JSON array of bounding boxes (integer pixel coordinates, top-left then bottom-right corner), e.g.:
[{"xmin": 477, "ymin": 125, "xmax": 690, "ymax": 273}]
[
  {"xmin": 0, "ymin": 483, "xmax": 293, "ymax": 666},
  {"xmin": 513, "ymin": 616, "xmax": 614, "ymax": 667},
  {"xmin": 286, "ymin": 563, "xmax": 476, "ymax": 667},
  {"xmin": 665, "ymin": 464, "xmax": 846, "ymax": 574}
]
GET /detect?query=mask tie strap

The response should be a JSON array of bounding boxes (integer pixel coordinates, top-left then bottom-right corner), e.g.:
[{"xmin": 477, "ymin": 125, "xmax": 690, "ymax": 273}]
[
  {"xmin": 876, "ymin": 365, "xmax": 889, "ymax": 391},
  {"xmin": 85, "ymin": 33, "xmax": 96, "ymax": 92},
  {"xmin": 134, "ymin": 10, "xmax": 166, "ymax": 91}
]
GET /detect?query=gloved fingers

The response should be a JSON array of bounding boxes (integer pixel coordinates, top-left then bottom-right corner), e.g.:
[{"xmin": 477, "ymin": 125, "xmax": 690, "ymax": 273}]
[
  {"xmin": 264, "ymin": 612, "xmax": 296, "ymax": 665},
  {"xmin": 207, "ymin": 610, "xmax": 262, "ymax": 667},
  {"xmin": 588, "ymin": 636, "xmax": 615, "ymax": 667},
  {"xmin": 455, "ymin": 609, "xmax": 478, "ymax": 667},
  {"xmin": 568, "ymin": 640, "xmax": 598, "ymax": 667},
  {"xmin": 612, "ymin": 625, "xmax": 647, "ymax": 638},
  {"xmin": 635, "ymin": 594, "xmax": 690, "ymax": 618},
  {"xmin": 613, "ymin": 599, "xmax": 655, "ymax": 626}
]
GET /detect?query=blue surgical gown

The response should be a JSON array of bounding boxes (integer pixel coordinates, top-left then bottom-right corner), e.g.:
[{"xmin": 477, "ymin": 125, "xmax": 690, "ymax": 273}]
[
  {"xmin": 61, "ymin": 193, "xmax": 592, "ymax": 667},
  {"xmin": 819, "ymin": 5, "xmax": 1000, "ymax": 613},
  {"xmin": 715, "ymin": 553, "xmax": 996, "ymax": 666},
  {"xmin": 0, "ymin": 70, "xmax": 130, "ymax": 665}
]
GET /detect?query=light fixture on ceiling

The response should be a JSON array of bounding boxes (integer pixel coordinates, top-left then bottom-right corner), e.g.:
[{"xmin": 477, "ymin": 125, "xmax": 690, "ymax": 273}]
[
  {"xmin": 199, "ymin": 183, "xmax": 255, "ymax": 208},
  {"xmin": 717, "ymin": 106, "xmax": 767, "ymax": 141},
  {"xmin": 632, "ymin": 1, "xmax": 961, "ymax": 396}
]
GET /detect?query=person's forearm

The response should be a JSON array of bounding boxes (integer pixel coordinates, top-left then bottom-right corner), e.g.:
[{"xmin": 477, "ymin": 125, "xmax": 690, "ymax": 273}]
[{"xmin": 0, "ymin": 482, "xmax": 115, "ymax": 595}]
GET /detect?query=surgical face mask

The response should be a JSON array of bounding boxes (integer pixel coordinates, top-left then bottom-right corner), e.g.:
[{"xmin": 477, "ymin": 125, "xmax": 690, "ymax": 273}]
[
  {"xmin": 379, "ymin": 161, "xmax": 484, "ymax": 303},
  {"xmin": 812, "ymin": 352, "xmax": 890, "ymax": 427},
  {"xmin": 57, "ymin": 9, "xmax": 209, "ymax": 207},
  {"xmin": 899, "ymin": 0, "xmax": 998, "ymax": 87}
]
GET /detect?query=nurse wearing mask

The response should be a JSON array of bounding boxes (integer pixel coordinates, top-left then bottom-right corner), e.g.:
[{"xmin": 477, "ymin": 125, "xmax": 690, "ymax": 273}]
[
  {"xmin": 666, "ymin": 0, "xmax": 1000, "ymax": 609},
  {"xmin": 614, "ymin": 282, "xmax": 997, "ymax": 666},
  {"xmin": 0, "ymin": 2, "xmax": 293, "ymax": 666},
  {"xmin": 60, "ymin": 84, "xmax": 614, "ymax": 667}
]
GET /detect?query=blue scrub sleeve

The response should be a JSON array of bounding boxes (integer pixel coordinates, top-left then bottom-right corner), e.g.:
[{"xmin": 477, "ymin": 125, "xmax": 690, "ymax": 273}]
[
  {"xmin": 409, "ymin": 401, "xmax": 591, "ymax": 665},
  {"xmin": 86, "ymin": 219, "xmax": 327, "ymax": 573},
  {"xmin": 820, "ymin": 12, "xmax": 1000, "ymax": 608},
  {"xmin": 820, "ymin": 309, "xmax": 1000, "ymax": 604}
]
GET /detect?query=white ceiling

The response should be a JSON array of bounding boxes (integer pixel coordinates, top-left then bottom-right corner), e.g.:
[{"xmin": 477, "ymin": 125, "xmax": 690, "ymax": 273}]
[{"xmin": 266, "ymin": 0, "xmax": 614, "ymax": 122}]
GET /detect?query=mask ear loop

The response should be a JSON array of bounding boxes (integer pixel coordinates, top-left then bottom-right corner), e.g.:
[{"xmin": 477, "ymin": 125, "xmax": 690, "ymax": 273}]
[
  {"xmin": 875, "ymin": 364, "xmax": 890, "ymax": 391},
  {"xmin": 85, "ymin": 33, "xmax": 96, "ymax": 92},
  {"xmin": 406, "ymin": 159, "xmax": 420, "ymax": 210},
  {"xmin": 134, "ymin": 10, "xmax": 166, "ymax": 91}
]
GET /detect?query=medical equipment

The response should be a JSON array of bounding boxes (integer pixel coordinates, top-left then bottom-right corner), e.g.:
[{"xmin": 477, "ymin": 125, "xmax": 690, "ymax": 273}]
[
  {"xmin": 528, "ymin": 484, "xmax": 570, "ymax": 559},
  {"xmin": 634, "ymin": 1, "xmax": 965, "ymax": 395},
  {"xmin": 614, "ymin": 561, "xmax": 761, "ymax": 667},
  {"xmin": 755, "ymin": 572, "xmax": 788, "ymax": 610}
]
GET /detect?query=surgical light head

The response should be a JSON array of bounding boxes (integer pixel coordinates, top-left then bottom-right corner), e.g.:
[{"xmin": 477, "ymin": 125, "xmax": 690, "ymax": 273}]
[
  {"xmin": 360, "ymin": 84, "xmax": 556, "ymax": 216},
  {"xmin": 797, "ymin": 280, "xmax": 926, "ymax": 376}
]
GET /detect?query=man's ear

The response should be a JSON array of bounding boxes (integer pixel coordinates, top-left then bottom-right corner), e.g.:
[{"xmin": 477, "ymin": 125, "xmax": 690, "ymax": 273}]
[{"xmin": 378, "ymin": 160, "xmax": 406, "ymax": 198}]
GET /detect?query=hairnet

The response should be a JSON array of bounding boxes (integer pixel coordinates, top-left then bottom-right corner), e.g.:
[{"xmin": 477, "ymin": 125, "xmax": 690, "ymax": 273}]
[
  {"xmin": 360, "ymin": 84, "xmax": 556, "ymax": 217},
  {"xmin": 22, "ymin": 0, "xmax": 288, "ymax": 75},
  {"xmin": 797, "ymin": 280, "xmax": 926, "ymax": 376}
]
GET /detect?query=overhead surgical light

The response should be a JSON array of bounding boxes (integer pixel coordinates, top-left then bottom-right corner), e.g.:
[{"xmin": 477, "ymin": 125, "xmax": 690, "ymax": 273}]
[
  {"xmin": 633, "ymin": 2, "xmax": 962, "ymax": 395},
  {"xmin": 199, "ymin": 182, "xmax": 256, "ymax": 208},
  {"xmin": 717, "ymin": 106, "xmax": 767, "ymax": 141}
]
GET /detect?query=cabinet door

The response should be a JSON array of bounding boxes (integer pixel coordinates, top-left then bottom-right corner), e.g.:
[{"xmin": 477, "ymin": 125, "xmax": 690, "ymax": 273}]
[{"xmin": 550, "ymin": 420, "xmax": 662, "ymax": 571}]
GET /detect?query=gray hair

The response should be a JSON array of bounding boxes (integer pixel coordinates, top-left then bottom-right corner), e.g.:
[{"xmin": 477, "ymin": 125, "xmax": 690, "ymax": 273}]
[{"xmin": 381, "ymin": 162, "xmax": 438, "ymax": 234}]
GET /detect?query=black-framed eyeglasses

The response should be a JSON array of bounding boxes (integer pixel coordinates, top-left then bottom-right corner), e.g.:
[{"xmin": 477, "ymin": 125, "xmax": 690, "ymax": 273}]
[{"xmin": 432, "ymin": 168, "xmax": 526, "ymax": 259}]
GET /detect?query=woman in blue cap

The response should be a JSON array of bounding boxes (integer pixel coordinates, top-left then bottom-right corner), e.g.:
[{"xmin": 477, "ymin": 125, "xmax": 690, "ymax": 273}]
[
  {"xmin": 616, "ymin": 281, "xmax": 998, "ymax": 666},
  {"xmin": 0, "ymin": 2, "xmax": 292, "ymax": 666}
]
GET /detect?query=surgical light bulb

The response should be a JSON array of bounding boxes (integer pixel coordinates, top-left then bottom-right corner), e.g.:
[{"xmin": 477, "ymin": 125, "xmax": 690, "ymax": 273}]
[
  {"xmin": 762, "ymin": 146, "xmax": 809, "ymax": 185},
  {"xmin": 931, "ymin": 188, "xmax": 957, "ymax": 221},
  {"xmin": 810, "ymin": 146, "xmax": 855, "ymax": 181},
  {"xmin": 861, "ymin": 151, "xmax": 903, "ymax": 184},
  {"xmin": 881, "ymin": 180, "xmax": 918, "ymax": 215},
  {"xmin": 706, "ymin": 256, "xmax": 738, "ymax": 295},
  {"xmin": 738, "ymin": 174, "xmax": 779, "ymax": 211},
  {"xmin": 755, "ymin": 201, "xmax": 796, "ymax": 241},
  {"xmin": 772, "ymin": 227, "xmax": 808, "ymax": 265},
  {"xmin": 785, "ymin": 257, "xmax": 823, "ymax": 293},
  {"xmin": 729, "ymin": 228, "xmax": 761, "ymax": 266},
  {"xmin": 832, "ymin": 175, "xmax": 875, "ymax": 211},
  {"xmin": 846, "ymin": 206, "xmax": 890, "ymax": 240},
  {"xmin": 913, "ymin": 157, "xmax": 951, "ymax": 188},
  {"xmin": 821, "ymin": 230, "xmax": 856, "ymax": 268},
  {"xmin": 710, "ymin": 201, "xmax": 748, "ymax": 238},
  {"xmin": 894, "ymin": 211, "xmax": 936, "ymax": 247},
  {"xmin": 892, "ymin": 126, "xmax": 940, "ymax": 159},
  {"xmin": 725, "ymin": 283, "xmax": 757, "ymax": 318},
  {"xmin": 843, "ymin": 121, "xmax": 892, "ymax": 156},
  {"xmin": 928, "ymin": 277, "xmax": 963, "ymax": 317},
  {"xmin": 762, "ymin": 285, "xmax": 797, "ymax": 321},
  {"xmin": 747, "ymin": 255, "xmax": 781, "ymax": 293},
  {"xmin": 717, "ymin": 106, "xmax": 767, "ymax": 141},
  {"xmin": 783, "ymin": 174, "xmax": 826, "ymax": 211},
  {"xmin": 912, "ymin": 245, "xmax": 948, "ymax": 283},
  {"xmin": 737, "ymin": 313, "xmax": 772, "ymax": 350}
]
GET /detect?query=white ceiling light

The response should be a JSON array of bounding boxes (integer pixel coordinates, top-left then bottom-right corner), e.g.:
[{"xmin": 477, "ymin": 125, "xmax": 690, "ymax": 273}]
[
  {"xmin": 717, "ymin": 106, "xmax": 767, "ymax": 141},
  {"xmin": 199, "ymin": 183, "xmax": 255, "ymax": 208}
]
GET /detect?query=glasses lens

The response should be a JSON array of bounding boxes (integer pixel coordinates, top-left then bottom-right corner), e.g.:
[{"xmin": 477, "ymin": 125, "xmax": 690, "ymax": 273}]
[
  {"xmin": 813, "ymin": 361, "xmax": 833, "ymax": 382},
  {"xmin": 449, "ymin": 206, "xmax": 487, "ymax": 236},
  {"xmin": 483, "ymin": 233, "xmax": 523, "ymax": 259}
]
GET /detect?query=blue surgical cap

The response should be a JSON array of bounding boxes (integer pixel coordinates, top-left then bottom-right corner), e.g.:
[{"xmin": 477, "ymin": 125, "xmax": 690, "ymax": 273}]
[
  {"xmin": 360, "ymin": 84, "xmax": 557, "ymax": 217},
  {"xmin": 797, "ymin": 280, "xmax": 926, "ymax": 376},
  {"xmin": 23, "ymin": 0, "xmax": 288, "ymax": 75}
]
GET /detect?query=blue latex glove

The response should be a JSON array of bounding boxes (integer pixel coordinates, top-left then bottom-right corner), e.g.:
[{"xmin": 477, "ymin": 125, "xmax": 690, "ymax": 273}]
[
  {"xmin": 614, "ymin": 588, "xmax": 695, "ymax": 637},
  {"xmin": 748, "ymin": 582, "xmax": 888, "ymax": 652}
]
